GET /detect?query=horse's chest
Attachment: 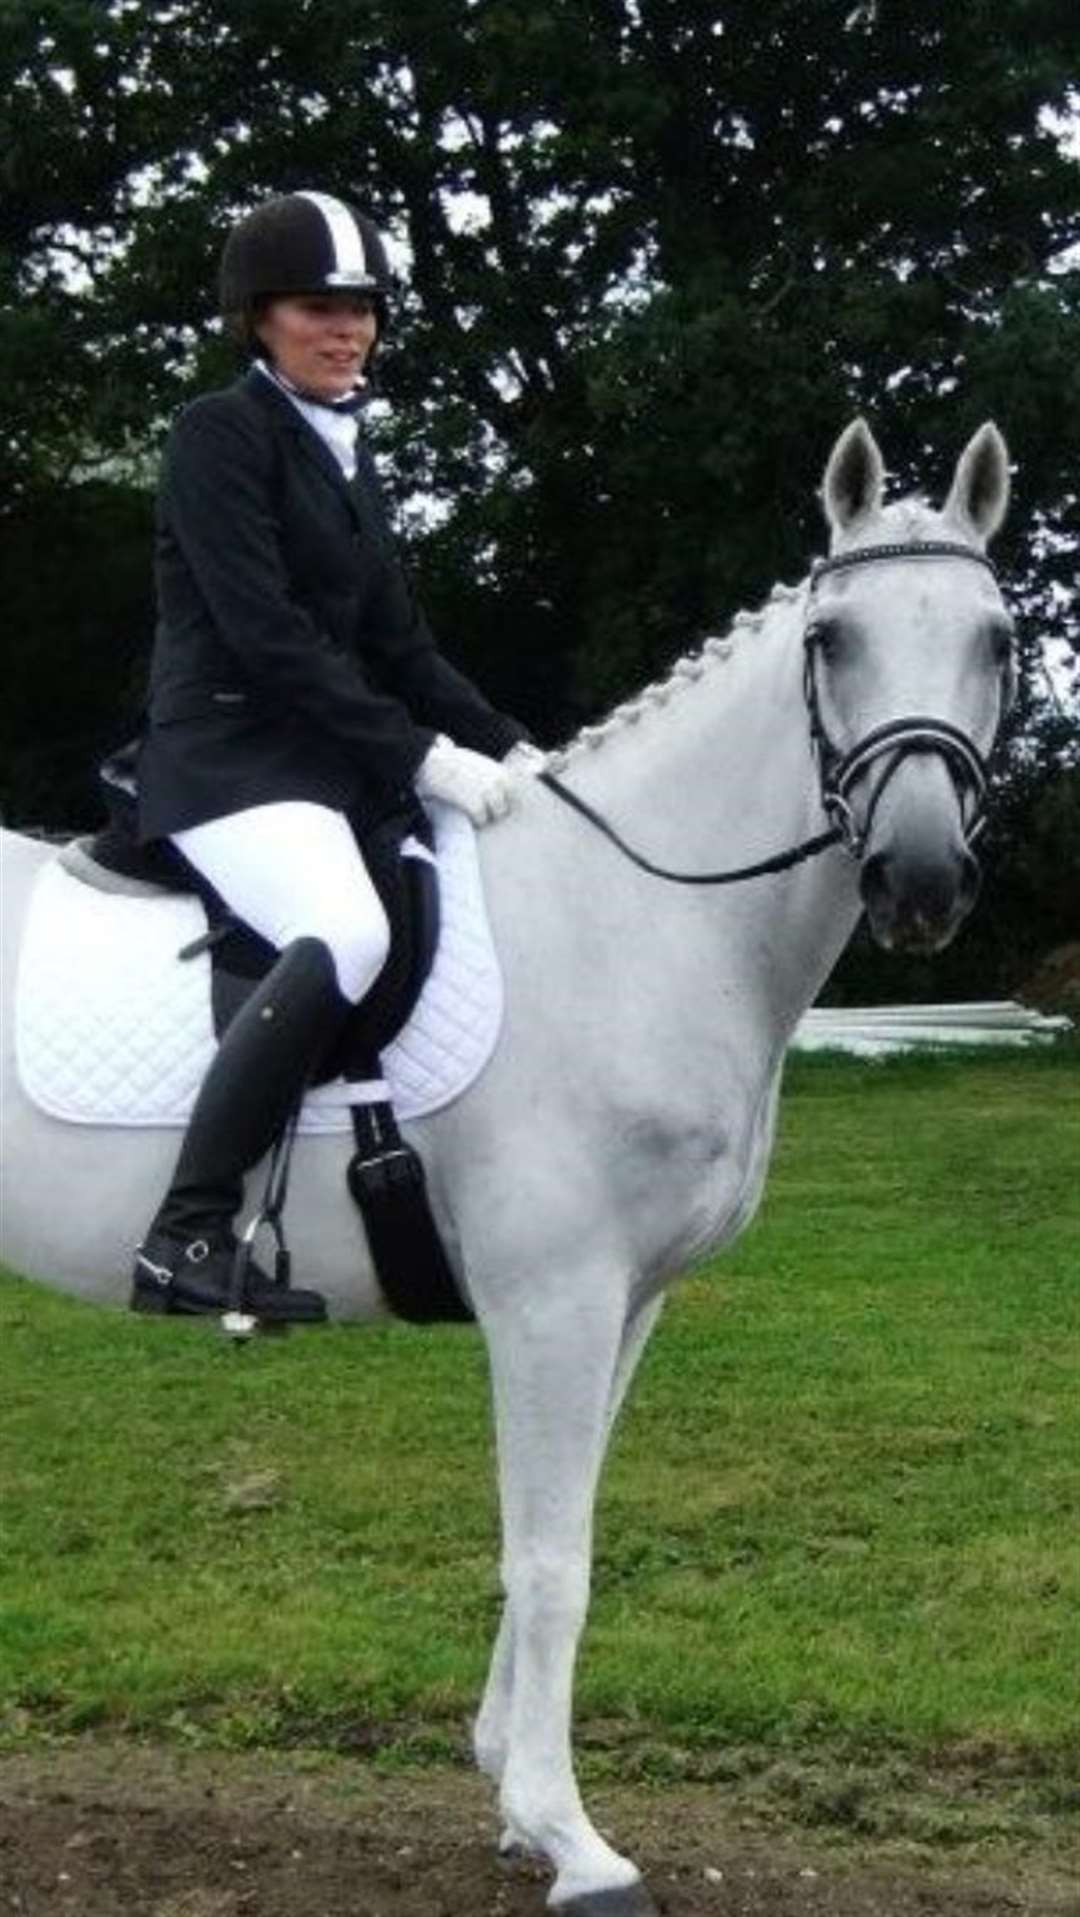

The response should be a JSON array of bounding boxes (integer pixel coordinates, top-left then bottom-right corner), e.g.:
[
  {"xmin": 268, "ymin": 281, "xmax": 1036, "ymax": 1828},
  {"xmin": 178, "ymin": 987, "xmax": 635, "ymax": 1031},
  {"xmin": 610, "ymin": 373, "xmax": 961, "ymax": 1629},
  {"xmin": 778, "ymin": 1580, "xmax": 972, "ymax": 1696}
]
[{"xmin": 612, "ymin": 1087, "xmax": 776, "ymax": 1275}]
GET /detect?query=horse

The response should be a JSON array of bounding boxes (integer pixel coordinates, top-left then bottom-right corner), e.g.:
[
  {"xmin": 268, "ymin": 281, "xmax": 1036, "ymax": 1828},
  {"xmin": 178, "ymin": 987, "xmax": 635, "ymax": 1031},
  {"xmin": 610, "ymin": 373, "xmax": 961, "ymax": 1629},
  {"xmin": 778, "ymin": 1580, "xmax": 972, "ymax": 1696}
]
[{"xmin": 0, "ymin": 418, "xmax": 1014, "ymax": 1914}]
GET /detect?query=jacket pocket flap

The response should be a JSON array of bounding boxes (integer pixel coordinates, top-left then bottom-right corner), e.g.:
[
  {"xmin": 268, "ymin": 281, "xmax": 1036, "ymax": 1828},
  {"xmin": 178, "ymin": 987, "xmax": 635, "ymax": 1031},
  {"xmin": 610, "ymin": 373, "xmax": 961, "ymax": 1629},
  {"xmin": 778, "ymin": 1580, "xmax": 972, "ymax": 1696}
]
[{"xmin": 151, "ymin": 686, "xmax": 251, "ymax": 722}]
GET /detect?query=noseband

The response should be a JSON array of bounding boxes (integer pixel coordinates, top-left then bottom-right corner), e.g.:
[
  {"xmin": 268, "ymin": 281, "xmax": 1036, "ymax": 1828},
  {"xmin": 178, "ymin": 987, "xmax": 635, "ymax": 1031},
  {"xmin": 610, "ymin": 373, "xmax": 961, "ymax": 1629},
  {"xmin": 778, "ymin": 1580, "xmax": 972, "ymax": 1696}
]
[
  {"xmin": 540, "ymin": 539, "xmax": 1004, "ymax": 888},
  {"xmin": 805, "ymin": 541, "xmax": 999, "ymax": 860}
]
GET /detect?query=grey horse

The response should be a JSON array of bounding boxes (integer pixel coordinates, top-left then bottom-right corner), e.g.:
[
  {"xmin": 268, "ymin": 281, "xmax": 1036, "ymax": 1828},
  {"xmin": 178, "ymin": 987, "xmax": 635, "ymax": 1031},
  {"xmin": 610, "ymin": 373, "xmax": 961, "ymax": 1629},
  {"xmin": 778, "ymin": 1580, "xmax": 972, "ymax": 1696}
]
[{"xmin": 0, "ymin": 419, "xmax": 1013, "ymax": 1913}]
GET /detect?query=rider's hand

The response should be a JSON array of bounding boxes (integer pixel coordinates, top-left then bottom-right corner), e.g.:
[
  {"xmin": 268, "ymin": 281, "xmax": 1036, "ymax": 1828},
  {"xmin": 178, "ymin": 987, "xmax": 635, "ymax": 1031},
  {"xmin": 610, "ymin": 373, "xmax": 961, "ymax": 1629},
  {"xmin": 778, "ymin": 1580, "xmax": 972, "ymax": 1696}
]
[{"xmin": 415, "ymin": 736, "xmax": 515, "ymax": 825}]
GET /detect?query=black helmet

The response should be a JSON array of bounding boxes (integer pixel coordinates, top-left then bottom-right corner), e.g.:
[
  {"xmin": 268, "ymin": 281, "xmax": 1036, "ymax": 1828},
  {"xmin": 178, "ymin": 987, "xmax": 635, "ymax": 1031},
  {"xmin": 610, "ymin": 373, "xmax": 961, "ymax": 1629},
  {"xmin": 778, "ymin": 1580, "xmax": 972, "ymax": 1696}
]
[{"xmin": 220, "ymin": 191, "xmax": 392, "ymax": 326}]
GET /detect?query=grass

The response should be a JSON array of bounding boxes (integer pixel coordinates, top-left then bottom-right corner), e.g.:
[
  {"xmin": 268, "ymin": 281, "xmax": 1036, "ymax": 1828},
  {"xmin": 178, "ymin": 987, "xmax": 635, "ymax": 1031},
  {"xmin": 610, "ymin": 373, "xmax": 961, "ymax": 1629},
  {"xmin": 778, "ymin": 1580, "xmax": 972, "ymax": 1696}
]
[{"xmin": 1, "ymin": 1046, "xmax": 1077, "ymax": 1783}]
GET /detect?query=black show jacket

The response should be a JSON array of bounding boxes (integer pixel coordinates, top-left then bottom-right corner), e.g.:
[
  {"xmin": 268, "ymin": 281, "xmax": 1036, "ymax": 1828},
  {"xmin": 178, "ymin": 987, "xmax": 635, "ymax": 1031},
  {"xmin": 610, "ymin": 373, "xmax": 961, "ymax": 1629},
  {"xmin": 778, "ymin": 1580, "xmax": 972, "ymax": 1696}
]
[{"xmin": 136, "ymin": 367, "xmax": 527, "ymax": 842}]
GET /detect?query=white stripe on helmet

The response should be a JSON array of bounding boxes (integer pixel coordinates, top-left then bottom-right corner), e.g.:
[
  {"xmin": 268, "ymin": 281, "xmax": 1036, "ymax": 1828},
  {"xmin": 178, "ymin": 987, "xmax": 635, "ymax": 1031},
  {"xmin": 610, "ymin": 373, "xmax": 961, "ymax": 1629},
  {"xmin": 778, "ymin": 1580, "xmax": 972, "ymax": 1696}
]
[{"xmin": 297, "ymin": 190, "xmax": 373, "ymax": 288}]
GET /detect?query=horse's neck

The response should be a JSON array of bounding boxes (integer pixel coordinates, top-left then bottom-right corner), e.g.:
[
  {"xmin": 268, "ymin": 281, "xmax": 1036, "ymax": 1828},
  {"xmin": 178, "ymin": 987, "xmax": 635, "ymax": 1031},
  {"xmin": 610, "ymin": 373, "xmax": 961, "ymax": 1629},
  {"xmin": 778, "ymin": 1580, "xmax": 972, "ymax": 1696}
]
[
  {"xmin": 603, "ymin": 606, "xmax": 809, "ymax": 854},
  {"xmin": 513, "ymin": 587, "xmax": 860, "ymax": 1051}
]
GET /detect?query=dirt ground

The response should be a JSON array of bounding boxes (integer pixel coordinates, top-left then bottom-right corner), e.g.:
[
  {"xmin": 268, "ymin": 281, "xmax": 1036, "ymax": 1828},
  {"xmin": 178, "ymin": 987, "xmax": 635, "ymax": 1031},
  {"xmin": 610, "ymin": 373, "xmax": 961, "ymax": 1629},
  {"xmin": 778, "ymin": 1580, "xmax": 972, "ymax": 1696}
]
[{"xmin": 0, "ymin": 1744, "xmax": 1076, "ymax": 1917}]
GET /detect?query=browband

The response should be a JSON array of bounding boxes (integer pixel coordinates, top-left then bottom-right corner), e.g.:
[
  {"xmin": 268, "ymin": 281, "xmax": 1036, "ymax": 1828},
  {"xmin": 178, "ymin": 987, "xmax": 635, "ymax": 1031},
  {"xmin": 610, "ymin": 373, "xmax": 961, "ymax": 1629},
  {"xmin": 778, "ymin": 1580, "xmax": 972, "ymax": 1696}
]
[{"xmin": 811, "ymin": 540, "xmax": 997, "ymax": 586}]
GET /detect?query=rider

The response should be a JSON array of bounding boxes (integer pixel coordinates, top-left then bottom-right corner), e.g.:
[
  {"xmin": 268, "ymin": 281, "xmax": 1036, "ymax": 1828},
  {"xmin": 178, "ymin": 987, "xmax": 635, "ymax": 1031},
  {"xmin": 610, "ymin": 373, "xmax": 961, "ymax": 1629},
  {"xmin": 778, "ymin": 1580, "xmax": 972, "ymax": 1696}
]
[{"xmin": 130, "ymin": 189, "xmax": 533, "ymax": 1322}]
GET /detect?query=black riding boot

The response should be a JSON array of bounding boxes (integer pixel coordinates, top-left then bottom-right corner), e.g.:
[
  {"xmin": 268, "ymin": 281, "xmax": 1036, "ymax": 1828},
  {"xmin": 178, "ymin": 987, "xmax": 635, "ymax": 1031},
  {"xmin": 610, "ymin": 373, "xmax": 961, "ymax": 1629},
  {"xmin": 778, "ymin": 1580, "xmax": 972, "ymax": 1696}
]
[{"xmin": 131, "ymin": 937, "xmax": 350, "ymax": 1322}]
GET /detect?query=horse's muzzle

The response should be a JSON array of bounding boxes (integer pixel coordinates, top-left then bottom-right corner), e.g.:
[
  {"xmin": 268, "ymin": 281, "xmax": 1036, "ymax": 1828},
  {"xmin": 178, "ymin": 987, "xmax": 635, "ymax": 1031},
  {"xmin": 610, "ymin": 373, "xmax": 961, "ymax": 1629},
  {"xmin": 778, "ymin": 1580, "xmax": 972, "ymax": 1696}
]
[
  {"xmin": 860, "ymin": 841, "xmax": 981, "ymax": 953},
  {"xmin": 857, "ymin": 756, "xmax": 982, "ymax": 954}
]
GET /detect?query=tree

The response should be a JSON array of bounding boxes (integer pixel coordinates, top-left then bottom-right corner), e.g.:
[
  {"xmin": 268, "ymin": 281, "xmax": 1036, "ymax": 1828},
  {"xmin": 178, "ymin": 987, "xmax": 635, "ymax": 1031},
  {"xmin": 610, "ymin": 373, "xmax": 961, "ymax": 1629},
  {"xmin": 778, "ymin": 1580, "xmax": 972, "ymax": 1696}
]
[{"xmin": 2, "ymin": 1, "xmax": 1077, "ymax": 993}]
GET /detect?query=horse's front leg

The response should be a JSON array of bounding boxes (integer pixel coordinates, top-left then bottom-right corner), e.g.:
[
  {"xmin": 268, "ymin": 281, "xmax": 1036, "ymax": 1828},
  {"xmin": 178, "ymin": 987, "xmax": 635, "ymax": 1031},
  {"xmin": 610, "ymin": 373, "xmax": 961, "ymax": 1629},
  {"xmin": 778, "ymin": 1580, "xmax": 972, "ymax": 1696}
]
[
  {"xmin": 475, "ymin": 1604, "xmax": 544, "ymax": 1859},
  {"xmin": 475, "ymin": 1294, "xmax": 664, "ymax": 1817},
  {"xmin": 474, "ymin": 1602, "xmax": 519, "ymax": 1814},
  {"xmin": 482, "ymin": 1277, "xmax": 659, "ymax": 1916}
]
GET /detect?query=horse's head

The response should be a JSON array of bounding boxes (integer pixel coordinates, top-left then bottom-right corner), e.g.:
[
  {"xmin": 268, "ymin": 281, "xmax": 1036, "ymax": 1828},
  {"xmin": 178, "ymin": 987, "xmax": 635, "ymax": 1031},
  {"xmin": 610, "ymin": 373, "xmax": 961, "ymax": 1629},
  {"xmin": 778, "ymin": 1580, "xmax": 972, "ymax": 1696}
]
[{"xmin": 811, "ymin": 418, "xmax": 1014, "ymax": 954}]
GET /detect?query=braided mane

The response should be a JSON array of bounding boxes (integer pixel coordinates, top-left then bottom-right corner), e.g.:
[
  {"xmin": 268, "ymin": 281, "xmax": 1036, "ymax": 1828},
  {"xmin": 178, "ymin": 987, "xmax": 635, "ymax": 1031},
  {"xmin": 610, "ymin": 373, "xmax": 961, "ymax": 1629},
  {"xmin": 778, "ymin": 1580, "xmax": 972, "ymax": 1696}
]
[
  {"xmin": 543, "ymin": 497, "xmax": 943, "ymax": 774},
  {"xmin": 545, "ymin": 580, "xmax": 804, "ymax": 774}
]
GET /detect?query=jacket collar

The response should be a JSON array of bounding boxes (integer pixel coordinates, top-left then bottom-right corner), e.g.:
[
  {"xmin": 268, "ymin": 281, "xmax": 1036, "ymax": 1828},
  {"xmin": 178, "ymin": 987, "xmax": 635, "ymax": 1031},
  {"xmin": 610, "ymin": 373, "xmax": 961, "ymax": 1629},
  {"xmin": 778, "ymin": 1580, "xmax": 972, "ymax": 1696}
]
[{"xmin": 241, "ymin": 365, "xmax": 361, "ymax": 524}]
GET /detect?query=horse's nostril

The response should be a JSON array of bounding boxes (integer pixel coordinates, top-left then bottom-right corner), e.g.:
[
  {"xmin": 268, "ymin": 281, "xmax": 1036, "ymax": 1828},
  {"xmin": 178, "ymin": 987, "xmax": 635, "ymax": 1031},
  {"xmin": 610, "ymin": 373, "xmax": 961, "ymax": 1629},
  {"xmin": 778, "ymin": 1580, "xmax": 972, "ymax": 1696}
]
[
  {"xmin": 859, "ymin": 849, "xmax": 890, "ymax": 909},
  {"xmin": 860, "ymin": 837, "xmax": 982, "ymax": 954}
]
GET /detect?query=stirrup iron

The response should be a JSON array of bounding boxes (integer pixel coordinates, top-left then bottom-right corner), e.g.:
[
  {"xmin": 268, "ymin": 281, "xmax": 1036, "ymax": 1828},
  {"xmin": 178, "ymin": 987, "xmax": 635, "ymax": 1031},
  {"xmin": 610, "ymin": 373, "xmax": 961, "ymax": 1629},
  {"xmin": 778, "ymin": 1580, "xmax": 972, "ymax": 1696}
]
[{"xmin": 223, "ymin": 1109, "xmax": 298, "ymax": 1340}]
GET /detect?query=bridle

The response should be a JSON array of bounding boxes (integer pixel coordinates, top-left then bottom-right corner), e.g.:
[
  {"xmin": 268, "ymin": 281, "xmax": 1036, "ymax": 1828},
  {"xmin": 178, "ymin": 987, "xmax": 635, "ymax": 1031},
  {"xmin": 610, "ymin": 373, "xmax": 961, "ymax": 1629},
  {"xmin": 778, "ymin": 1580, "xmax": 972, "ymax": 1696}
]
[
  {"xmin": 804, "ymin": 540, "xmax": 999, "ymax": 861},
  {"xmin": 540, "ymin": 539, "xmax": 1005, "ymax": 886}
]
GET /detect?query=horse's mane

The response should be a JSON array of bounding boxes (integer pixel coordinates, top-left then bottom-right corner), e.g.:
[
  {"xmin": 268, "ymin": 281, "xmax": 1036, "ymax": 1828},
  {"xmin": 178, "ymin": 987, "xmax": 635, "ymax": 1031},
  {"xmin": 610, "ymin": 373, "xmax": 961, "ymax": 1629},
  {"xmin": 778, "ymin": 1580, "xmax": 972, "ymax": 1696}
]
[
  {"xmin": 545, "ymin": 578, "xmax": 805, "ymax": 774},
  {"xmin": 543, "ymin": 495, "xmax": 941, "ymax": 775}
]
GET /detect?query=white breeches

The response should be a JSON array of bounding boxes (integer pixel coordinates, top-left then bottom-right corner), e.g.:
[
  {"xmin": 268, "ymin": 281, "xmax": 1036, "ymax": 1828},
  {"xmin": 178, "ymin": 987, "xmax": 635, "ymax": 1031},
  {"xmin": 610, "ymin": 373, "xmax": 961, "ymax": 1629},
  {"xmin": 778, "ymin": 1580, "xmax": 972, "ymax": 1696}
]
[{"xmin": 173, "ymin": 801, "xmax": 390, "ymax": 1005}]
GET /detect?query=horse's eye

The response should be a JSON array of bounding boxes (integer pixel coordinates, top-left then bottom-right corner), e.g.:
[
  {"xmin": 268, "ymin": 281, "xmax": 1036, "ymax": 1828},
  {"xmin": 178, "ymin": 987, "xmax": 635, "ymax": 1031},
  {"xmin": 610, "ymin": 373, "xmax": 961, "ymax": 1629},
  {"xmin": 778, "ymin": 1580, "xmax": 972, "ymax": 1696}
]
[
  {"xmin": 810, "ymin": 618, "xmax": 844, "ymax": 662},
  {"xmin": 987, "ymin": 617, "xmax": 1015, "ymax": 669},
  {"xmin": 985, "ymin": 617, "xmax": 1017, "ymax": 713}
]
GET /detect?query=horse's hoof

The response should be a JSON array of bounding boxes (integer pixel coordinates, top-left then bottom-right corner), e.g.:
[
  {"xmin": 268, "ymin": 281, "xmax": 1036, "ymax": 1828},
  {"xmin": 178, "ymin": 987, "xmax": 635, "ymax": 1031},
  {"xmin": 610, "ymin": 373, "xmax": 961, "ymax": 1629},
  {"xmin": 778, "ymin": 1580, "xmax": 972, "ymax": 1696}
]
[{"xmin": 552, "ymin": 1883, "xmax": 659, "ymax": 1917}]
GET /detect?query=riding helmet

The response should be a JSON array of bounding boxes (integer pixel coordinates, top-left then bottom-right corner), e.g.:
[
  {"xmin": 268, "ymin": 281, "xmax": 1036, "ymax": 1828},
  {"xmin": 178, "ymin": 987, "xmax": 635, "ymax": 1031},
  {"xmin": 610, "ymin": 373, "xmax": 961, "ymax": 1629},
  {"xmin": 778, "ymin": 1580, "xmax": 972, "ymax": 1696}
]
[{"xmin": 220, "ymin": 190, "xmax": 393, "ymax": 338}]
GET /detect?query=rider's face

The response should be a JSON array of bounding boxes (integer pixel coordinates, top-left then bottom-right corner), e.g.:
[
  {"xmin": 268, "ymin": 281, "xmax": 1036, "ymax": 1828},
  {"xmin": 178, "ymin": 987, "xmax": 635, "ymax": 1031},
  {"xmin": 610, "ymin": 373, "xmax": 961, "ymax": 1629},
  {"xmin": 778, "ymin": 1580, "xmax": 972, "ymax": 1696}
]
[{"xmin": 255, "ymin": 292, "xmax": 378, "ymax": 398}]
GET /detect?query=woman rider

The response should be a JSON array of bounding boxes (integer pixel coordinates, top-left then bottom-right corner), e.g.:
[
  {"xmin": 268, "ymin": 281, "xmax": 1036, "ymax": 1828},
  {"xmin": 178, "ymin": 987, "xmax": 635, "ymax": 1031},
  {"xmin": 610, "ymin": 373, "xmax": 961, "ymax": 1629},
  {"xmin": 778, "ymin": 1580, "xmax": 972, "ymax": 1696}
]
[{"xmin": 130, "ymin": 190, "xmax": 533, "ymax": 1323}]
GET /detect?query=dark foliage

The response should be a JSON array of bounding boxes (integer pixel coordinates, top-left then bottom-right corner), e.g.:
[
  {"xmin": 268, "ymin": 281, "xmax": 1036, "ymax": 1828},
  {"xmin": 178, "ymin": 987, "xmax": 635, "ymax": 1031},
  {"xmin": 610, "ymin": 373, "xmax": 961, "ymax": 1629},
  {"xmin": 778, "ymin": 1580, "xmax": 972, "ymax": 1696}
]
[{"xmin": 2, "ymin": 0, "xmax": 1077, "ymax": 990}]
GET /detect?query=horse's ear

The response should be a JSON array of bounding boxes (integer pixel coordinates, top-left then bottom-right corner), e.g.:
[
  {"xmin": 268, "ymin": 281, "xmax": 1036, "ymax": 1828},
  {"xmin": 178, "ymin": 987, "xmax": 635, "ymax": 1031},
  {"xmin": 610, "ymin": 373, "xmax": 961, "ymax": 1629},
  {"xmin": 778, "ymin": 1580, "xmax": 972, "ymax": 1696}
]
[
  {"xmin": 943, "ymin": 422, "xmax": 1010, "ymax": 545},
  {"xmin": 822, "ymin": 418, "xmax": 886, "ymax": 535}
]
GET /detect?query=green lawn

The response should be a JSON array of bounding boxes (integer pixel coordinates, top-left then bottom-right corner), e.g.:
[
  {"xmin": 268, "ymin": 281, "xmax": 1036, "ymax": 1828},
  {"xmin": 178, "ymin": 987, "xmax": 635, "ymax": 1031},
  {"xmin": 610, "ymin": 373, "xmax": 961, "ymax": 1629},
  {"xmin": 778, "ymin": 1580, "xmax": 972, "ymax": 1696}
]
[{"xmin": 1, "ymin": 1047, "xmax": 1077, "ymax": 1774}]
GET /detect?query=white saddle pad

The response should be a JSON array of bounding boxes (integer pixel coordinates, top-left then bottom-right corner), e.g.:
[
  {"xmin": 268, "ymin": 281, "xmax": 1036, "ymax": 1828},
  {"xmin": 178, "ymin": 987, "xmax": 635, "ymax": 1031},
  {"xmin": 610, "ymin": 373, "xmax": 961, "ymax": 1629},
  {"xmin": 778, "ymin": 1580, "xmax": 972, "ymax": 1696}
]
[{"xmin": 15, "ymin": 802, "xmax": 502, "ymax": 1132}]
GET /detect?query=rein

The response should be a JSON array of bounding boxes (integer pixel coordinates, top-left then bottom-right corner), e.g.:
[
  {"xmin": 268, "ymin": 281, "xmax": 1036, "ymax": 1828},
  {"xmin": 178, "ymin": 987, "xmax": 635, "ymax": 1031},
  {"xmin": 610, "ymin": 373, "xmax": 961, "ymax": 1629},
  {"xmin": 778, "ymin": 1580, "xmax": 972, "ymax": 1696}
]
[
  {"xmin": 539, "ymin": 772, "xmax": 842, "ymax": 885},
  {"xmin": 541, "ymin": 540, "xmax": 1001, "ymax": 886}
]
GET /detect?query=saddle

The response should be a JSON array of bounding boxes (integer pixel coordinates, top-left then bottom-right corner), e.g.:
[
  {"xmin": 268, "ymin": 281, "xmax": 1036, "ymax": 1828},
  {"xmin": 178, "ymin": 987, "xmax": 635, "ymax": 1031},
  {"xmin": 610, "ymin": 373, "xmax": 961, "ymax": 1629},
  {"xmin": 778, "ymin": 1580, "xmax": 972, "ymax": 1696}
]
[
  {"xmin": 73, "ymin": 749, "xmax": 474, "ymax": 1326},
  {"xmin": 95, "ymin": 740, "xmax": 440, "ymax": 1068}
]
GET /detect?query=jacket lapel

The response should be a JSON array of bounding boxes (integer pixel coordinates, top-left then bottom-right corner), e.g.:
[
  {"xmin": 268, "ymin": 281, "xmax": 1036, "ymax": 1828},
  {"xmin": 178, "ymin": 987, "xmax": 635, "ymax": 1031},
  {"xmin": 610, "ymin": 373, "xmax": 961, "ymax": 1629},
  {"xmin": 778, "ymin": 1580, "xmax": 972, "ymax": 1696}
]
[{"xmin": 242, "ymin": 366, "xmax": 362, "ymax": 527}]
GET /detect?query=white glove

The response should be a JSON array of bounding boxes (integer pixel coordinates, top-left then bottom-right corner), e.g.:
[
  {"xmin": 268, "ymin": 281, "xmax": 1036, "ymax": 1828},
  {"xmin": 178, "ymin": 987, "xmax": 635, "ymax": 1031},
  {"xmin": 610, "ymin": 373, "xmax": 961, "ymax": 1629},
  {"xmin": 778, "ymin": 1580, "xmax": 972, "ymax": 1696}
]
[
  {"xmin": 415, "ymin": 735, "xmax": 515, "ymax": 825},
  {"xmin": 502, "ymin": 740, "xmax": 547, "ymax": 776}
]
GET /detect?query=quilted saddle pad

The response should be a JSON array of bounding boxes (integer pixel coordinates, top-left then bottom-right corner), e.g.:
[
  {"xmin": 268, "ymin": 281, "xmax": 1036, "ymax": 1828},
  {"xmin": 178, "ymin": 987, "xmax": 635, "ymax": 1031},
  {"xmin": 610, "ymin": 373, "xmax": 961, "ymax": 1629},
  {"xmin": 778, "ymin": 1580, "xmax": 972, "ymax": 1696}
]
[{"xmin": 15, "ymin": 801, "xmax": 502, "ymax": 1132}]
